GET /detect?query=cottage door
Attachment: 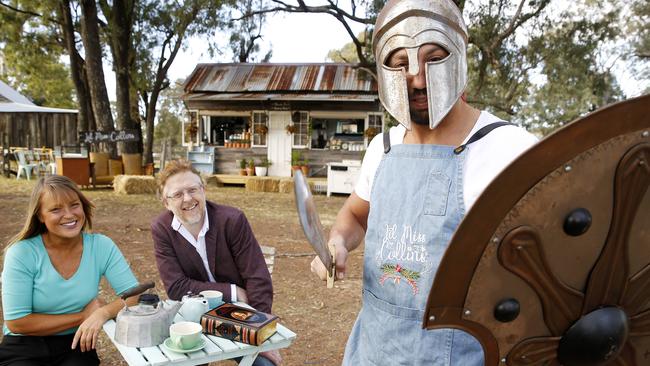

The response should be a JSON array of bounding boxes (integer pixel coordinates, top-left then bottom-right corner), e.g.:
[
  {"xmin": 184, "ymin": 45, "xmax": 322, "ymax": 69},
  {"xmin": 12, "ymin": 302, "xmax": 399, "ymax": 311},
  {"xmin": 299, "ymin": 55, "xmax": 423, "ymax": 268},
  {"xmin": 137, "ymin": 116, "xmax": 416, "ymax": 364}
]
[{"xmin": 267, "ymin": 111, "xmax": 292, "ymax": 176}]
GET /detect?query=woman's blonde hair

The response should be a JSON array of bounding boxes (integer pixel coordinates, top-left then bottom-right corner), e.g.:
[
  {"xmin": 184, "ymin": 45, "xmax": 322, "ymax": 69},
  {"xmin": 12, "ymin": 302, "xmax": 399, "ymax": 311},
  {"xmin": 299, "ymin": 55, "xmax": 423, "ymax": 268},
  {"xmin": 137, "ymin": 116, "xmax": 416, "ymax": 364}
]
[{"xmin": 6, "ymin": 175, "xmax": 95, "ymax": 249}]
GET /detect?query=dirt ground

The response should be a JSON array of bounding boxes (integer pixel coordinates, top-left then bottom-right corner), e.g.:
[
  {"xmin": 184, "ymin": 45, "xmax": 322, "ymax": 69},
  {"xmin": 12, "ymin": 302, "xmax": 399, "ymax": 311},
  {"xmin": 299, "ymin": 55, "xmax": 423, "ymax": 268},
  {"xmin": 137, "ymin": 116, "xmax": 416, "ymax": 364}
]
[{"xmin": 0, "ymin": 176, "xmax": 364, "ymax": 365}]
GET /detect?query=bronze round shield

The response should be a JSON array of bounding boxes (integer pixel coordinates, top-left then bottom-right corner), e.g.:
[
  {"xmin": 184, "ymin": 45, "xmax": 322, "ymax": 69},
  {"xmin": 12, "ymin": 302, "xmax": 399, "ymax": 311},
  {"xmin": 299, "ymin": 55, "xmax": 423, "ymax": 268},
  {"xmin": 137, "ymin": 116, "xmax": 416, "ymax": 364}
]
[{"xmin": 423, "ymin": 94, "xmax": 650, "ymax": 366}]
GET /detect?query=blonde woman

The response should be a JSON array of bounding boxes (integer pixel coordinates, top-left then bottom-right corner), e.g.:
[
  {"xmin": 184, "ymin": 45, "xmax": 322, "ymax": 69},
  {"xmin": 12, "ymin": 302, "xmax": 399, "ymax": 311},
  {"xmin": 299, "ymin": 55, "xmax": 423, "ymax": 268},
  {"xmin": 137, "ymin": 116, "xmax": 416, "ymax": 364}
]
[{"xmin": 0, "ymin": 175, "xmax": 139, "ymax": 365}]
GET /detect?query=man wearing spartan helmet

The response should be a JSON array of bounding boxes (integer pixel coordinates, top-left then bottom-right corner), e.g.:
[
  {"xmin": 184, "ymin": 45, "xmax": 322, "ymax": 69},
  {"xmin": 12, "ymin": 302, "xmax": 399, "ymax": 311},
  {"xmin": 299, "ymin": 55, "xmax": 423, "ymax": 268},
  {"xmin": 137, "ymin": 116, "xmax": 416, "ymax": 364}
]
[{"xmin": 310, "ymin": 0, "xmax": 538, "ymax": 364}]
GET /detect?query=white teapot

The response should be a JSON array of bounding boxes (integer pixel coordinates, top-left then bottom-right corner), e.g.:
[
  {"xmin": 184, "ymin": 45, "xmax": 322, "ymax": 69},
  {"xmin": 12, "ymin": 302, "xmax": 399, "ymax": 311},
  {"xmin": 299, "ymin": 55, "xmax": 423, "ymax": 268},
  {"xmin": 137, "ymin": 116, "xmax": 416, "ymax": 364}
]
[{"xmin": 180, "ymin": 292, "xmax": 209, "ymax": 323}]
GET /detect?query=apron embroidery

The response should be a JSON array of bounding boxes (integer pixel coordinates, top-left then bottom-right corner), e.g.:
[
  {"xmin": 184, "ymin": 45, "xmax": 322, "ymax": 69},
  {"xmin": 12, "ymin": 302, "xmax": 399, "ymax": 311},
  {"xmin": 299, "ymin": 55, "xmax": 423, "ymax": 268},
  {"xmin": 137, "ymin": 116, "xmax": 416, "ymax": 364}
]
[
  {"xmin": 375, "ymin": 223, "xmax": 432, "ymax": 296},
  {"xmin": 379, "ymin": 263, "xmax": 421, "ymax": 295}
]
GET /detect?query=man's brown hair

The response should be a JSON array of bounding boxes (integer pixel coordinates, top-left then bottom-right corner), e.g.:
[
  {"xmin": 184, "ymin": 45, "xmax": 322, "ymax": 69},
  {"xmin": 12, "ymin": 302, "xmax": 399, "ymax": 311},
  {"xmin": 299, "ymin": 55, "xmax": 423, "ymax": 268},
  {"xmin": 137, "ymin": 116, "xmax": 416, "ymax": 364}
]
[{"xmin": 157, "ymin": 159, "xmax": 203, "ymax": 196}]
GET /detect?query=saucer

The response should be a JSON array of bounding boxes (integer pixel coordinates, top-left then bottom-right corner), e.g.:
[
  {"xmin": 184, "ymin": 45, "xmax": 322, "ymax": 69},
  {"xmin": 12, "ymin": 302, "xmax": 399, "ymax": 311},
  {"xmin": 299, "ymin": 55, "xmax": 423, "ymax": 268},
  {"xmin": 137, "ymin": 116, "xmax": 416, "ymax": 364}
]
[{"xmin": 162, "ymin": 337, "xmax": 206, "ymax": 353}]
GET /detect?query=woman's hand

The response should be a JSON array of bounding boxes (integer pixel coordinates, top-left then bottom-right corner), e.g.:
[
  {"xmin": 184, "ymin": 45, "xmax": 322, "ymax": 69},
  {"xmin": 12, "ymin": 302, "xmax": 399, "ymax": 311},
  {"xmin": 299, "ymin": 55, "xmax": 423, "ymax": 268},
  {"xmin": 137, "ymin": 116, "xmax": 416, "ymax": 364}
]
[{"xmin": 72, "ymin": 298, "xmax": 109, "ymax": 352}]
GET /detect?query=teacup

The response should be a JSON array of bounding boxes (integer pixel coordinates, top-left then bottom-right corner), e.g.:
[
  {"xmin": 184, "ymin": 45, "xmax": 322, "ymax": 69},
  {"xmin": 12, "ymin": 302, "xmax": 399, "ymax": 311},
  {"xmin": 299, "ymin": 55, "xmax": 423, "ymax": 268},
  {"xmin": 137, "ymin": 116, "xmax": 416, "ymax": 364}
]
[
  {"xmin": 200, "ymin": 290, "xmax": 223, "ymax": 309},
  {"xmin": 169, "ymin": 321, "xmax": 202, "ymax": 350}
]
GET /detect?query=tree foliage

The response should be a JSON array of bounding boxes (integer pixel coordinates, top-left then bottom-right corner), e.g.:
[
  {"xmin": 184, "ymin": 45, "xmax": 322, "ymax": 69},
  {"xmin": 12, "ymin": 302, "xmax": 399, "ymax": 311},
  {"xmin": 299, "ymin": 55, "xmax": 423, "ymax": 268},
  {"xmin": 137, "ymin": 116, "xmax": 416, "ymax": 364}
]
[
  {"xmin": 227, "ymin": 0, "xmax": 272, "ymax": 62},
  {"xmin": 621, "ymin": 0, "xmax": 649, "ymax": 93},
  {"xmin": 0, "ymin": 1, "xmax": 75, "ymax": 108},
  {"xmin": 1, "ymin": 0, "xmax": 231, "ymax": 162},
  {"xmin": 515, "ymin": 11, "xmax": 623, "ymax": 133},
  {"xmin": 134, "ymin": 0, "xmax": 227, "ymax": 163},
  {"xmin": 270, "ymin": 0, "xmax": 628, "ymax": 135},
  {"xmin": 154, "ymin": 80, "xmax": 184, "ymax": 148}
]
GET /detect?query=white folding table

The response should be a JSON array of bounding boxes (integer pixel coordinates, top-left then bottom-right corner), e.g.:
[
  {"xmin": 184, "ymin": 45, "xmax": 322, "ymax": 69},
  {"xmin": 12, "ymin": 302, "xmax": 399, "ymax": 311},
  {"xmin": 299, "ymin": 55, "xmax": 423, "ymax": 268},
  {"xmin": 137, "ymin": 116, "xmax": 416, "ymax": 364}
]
[{"xmin": 102, "ymin": 302, "xmax": 296, "ymax": 366}]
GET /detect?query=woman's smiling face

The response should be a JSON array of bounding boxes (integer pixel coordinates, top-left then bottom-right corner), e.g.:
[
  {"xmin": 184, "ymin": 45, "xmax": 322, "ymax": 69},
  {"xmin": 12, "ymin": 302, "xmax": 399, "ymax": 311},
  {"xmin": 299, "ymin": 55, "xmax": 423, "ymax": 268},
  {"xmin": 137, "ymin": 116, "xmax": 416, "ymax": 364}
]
[{"xmin": 38, "ymin": 189, "xmax": 85, "ymax": 241}]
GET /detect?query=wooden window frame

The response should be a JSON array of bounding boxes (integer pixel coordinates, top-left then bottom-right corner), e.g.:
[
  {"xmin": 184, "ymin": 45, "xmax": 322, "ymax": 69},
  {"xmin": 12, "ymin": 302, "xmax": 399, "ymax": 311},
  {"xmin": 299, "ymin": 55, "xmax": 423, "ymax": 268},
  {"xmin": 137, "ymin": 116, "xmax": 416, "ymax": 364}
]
[
  {"xmin": 291, "ymin": 111, "xmax": 310, "ymax": 149},
  {"xmin": 252, "ymin": 111, "xmax": 268, "ymax": 147}
]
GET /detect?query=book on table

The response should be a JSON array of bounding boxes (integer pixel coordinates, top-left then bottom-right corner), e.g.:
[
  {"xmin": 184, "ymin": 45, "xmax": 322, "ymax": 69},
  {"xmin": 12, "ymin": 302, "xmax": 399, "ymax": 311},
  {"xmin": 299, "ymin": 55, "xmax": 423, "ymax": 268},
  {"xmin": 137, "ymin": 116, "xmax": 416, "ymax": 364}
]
[{"xmin": 200, "ymin": 303, "xmax": 279, "ymax": 346}]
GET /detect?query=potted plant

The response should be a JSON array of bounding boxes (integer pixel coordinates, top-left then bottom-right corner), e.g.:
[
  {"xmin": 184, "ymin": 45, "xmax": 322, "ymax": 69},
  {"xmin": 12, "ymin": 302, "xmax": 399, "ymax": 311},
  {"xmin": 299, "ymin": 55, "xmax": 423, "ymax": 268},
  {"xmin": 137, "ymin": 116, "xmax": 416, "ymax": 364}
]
[
  {"xmin": 239, "ymin": 158, "xmax": 247, "ymax": 175},
  {"xmin": 243, "ymin": 139, "xmax": 251, "ymax": 149},
  {"xmin": 285, "ymin": 124, "xmax": 298, "ymax": 135},
  {"xmin": 300, "ymin": 157, "xmax": 310, "ymax": 177},
  {"xmin": 364, "ymin": 127, "xmax": 379, "ymax": 140},
  {"xmin": 291, "ymin": 150, "xmax": 302, "ymax": 175},
  {"xmin": 254, "ymin": 125, "xmax": 269, "ymax": 135},
  {"xmin": 246, "ymin": 159, "xmax": 255, "ymax": 176},
  {"xmin": 255, "ymin": 157, "xmax": 271, "ymax": 177},
  {"xmin": 185, "ymin": 123, "xmax": 198, "ymax": 150}
]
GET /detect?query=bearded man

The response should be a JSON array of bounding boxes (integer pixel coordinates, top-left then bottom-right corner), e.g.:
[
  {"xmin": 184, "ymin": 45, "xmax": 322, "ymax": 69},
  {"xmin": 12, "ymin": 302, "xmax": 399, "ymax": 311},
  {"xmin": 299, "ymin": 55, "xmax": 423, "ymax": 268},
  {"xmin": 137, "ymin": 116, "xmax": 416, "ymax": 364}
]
[{"xmin": 310, "ymin": 1, "xmax": 538, "ymax": 364}]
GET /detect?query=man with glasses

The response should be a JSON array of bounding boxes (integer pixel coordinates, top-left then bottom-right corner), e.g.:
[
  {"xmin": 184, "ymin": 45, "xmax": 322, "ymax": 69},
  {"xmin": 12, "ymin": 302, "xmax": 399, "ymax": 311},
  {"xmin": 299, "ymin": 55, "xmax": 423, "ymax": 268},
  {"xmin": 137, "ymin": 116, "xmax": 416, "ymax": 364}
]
[{"xmin": 151, "ymin": 159, "xmax": 279, "ymax": 365}]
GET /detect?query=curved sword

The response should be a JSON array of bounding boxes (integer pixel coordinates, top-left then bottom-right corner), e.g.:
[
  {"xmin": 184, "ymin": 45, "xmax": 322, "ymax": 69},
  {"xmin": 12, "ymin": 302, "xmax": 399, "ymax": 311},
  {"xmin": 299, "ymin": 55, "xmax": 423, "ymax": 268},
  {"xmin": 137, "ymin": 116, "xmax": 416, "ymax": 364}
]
[{"xmin": 293, "ymin": 170, "xmax": 335, "ymax": 288}]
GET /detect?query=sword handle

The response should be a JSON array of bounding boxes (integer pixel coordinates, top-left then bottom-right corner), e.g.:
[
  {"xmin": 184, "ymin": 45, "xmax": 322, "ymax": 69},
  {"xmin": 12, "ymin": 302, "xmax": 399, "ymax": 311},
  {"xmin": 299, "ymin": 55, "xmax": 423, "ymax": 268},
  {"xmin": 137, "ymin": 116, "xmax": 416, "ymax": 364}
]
[{"xmin": 327, "ymin": 240, "xmax": 336, "ymax": 288}]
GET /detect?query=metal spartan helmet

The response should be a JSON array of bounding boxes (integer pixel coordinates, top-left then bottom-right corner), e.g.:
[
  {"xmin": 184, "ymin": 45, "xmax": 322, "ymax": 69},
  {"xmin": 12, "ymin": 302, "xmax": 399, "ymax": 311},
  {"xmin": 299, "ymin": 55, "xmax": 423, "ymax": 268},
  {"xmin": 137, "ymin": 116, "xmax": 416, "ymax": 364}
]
[{"xmin": 373, "ymin": 0, "xmax": 468, "ymax": 130}]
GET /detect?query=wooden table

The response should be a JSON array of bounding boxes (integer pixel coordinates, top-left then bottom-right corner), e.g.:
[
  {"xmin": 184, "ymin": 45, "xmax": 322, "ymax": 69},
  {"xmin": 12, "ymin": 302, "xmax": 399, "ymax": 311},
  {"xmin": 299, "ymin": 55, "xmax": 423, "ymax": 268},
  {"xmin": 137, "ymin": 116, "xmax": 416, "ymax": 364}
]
[{"xmin": 102, "ymin": 303, "xmax": 296, "ymax": 366}]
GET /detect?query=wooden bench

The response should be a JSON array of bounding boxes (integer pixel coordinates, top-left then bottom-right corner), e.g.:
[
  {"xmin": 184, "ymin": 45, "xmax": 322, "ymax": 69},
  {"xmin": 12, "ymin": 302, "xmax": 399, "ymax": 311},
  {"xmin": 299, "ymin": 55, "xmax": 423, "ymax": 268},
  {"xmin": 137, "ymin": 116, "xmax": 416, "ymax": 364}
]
[{"xmin": 260, "ymin": 245, "xmax": 276, "ymax": 275}]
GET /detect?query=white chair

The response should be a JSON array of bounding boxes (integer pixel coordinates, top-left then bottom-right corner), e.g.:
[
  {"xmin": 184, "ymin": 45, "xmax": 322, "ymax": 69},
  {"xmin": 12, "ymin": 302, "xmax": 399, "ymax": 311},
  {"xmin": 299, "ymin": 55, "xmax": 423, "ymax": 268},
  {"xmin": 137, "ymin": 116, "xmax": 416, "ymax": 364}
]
[{"xmin": 15, "ymin": 151, "xmax": 38, "ymax": 180}]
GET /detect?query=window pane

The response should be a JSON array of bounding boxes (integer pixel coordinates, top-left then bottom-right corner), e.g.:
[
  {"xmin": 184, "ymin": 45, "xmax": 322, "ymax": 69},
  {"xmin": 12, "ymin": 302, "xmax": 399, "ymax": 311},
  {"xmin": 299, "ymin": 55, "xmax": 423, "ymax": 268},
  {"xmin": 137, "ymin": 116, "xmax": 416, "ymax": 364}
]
[
  {"xmin": 292, "ymin": 112, "xmax": 309, "ymax": 147},
  {"xmin": 252, "ymin": 112, "xmax": 268, "ymax": 146}
]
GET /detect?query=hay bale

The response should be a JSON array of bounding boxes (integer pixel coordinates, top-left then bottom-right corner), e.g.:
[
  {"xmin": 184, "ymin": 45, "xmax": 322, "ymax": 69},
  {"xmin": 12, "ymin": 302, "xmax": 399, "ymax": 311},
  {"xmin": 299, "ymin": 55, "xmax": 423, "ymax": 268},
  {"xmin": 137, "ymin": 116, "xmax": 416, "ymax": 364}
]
[
  {"xmin": 246, "ymin": 177, "xmax": 267, "ymax": 192},
  {"xmin": 265, "ymin": 178, "xmax": 280, "ymax": 193},
  {"xmin": 246, "ymin": 177, "xmax": 280, "ymax": 192},
  {"xmin": 113, "ymin": 175, "xmax": 157, "ymax": 195},
  {"xmin": 278, "ymin": 178, "xmax": 294, "ymax": 193}
]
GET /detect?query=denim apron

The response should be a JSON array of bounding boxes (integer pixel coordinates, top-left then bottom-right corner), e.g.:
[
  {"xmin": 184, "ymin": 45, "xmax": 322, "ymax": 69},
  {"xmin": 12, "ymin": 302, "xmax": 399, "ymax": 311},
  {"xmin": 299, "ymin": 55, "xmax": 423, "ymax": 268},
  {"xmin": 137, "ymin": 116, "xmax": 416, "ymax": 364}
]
[{"xmin": 341, "ymin": 124, "xmax": 510, "ymax": 365}]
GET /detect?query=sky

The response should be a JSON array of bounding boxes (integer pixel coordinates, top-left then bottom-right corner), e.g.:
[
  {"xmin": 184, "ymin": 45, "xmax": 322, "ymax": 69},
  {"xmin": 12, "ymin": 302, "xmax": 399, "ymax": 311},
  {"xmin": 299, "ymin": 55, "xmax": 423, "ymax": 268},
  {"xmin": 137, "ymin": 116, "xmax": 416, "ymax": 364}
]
[
  {"xmin": 166, "ymin": 11, "xmax": 365, "ymax": 83},
  {"xmin": 106, "ymin": 10, "xmax": 366, "ymax": 98},
  {"xmin": 104, "ymin": 7, "xmax": 645, "ymax": 102}
]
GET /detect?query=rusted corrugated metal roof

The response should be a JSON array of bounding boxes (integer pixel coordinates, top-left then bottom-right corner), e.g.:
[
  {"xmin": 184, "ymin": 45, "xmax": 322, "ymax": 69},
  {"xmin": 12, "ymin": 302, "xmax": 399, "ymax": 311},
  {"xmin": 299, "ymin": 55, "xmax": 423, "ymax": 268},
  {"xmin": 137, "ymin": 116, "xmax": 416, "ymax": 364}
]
[
  {"xmin": 183, "ymin": 63, "xmax": 377, "ymax": 94},
  {"xmin": 185, "ymin": 92, "xmax": 377, "ymax": 102}
]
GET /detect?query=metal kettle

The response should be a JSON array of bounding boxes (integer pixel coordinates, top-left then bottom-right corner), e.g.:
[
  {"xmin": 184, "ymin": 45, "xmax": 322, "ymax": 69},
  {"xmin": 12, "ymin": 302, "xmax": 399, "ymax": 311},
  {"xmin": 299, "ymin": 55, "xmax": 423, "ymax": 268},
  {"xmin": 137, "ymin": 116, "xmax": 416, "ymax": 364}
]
[{"xmin": 114, "ymin": 281, "xmax": 182, "ymax": 347}]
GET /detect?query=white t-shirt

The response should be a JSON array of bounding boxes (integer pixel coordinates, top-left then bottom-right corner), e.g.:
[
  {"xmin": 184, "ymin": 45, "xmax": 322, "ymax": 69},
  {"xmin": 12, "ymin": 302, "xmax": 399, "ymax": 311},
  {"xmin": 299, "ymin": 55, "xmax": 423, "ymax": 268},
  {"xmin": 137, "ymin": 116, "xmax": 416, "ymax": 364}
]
[{"xmin": 355, "ymin": 111, "xmax": 539, "ymax": 210}]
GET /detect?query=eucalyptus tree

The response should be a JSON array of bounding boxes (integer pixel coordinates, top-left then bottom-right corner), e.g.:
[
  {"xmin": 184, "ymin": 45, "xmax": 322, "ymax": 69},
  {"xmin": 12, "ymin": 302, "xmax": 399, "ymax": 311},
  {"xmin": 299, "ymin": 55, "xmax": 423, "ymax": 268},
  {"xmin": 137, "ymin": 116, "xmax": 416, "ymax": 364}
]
[
  {"xmin": 257, "ymin": 0, "xmax": 625, "ymax": 135},
  {"xmin": 134, "ymin": 0, "xmax": 228, "ymax": 164},
  {"xmin": 1, "ymin": 0, "xmax": 232, "ymax": 161},
  {"xmin": 0, "ymin": 1, "xmax": 75, "ymax": 108},
  {"xmin": 227, "ymin": 0, "xmax": 272, "ymax": 62}
]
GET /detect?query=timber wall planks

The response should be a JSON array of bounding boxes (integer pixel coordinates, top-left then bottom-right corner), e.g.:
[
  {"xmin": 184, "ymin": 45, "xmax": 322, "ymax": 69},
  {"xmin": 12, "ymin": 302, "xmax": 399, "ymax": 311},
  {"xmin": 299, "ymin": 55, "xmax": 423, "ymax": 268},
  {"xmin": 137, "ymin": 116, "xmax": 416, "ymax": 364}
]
[{"xmin": 0, "ymin": 112, "xmax": 78, "ymax": 148}]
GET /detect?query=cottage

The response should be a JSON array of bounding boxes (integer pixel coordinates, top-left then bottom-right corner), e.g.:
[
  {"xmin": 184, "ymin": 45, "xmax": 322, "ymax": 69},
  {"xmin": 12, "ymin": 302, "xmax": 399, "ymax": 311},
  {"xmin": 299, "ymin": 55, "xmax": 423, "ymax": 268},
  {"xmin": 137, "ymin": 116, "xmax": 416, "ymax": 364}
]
[
  {"xmin": 0, "ymin": 79, "xmax": 78, "ymax": 149},
  {"xmin": 182, "ymin": 63, "xmax": 384, "ymax": 177}
]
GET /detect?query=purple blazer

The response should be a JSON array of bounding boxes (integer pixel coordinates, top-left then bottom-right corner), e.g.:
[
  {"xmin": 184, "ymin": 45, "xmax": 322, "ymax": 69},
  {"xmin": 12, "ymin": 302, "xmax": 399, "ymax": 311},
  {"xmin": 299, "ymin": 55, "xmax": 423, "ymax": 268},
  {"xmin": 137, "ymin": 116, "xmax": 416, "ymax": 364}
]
[{"xmin": 151, "ymin": 201, "xmax": 273, "ymax": 313}]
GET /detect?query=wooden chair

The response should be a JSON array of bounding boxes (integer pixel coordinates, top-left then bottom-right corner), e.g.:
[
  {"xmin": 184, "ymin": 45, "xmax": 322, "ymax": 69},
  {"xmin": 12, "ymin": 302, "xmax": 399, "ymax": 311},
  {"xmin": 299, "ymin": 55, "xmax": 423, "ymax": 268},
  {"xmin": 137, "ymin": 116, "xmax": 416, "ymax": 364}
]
[
  {"xmin": 122, "ymin": 153, "xmax": 143, "ymax": 175},
  {"xmin": 121, "ymin": 153, "xmax": 154, "ymax": 176},
  {"xmin": 90, "ymin": 152, "xmax": 124, "ymax": 187}
]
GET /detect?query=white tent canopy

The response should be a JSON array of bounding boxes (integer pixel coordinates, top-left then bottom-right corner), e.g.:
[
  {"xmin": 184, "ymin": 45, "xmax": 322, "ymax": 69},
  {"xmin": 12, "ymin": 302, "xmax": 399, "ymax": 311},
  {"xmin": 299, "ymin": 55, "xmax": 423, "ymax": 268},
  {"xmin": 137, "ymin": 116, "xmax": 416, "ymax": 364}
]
[{"xmin": 0, "ymin": 79, "xmax": 77, "ymax": 113}]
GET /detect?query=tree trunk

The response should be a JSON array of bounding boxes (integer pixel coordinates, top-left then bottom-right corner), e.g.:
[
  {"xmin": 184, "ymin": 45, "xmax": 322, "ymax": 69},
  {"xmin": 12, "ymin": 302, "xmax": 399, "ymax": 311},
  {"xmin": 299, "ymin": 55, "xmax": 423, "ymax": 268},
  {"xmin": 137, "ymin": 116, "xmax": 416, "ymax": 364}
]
[
  {"xmin": 80, "ymin": 0, "xmax": 116, "ymax": 157},
  {"xmin": 59, "ymin": 0, "xmax": 95, "ymax": 136},
  {"xmin": 102, "ymin": 0, "xmax": 140, "ymax": 154},
  {"xmin": 143, "ymin": 89, "xmax": 159, "ymax": 165}
]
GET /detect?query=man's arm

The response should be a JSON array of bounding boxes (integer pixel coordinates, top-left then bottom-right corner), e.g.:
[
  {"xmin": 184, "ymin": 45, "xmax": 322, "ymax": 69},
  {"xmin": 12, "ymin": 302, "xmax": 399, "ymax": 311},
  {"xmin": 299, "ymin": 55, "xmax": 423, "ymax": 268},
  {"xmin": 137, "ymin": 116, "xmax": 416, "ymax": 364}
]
[
  {"xmin": 311, "ymin": 192, "xmax": 369, "ymax": 281},
  {"xmin": 227, "ymin": 211, "xmax": 273, "ymax": 313}
]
